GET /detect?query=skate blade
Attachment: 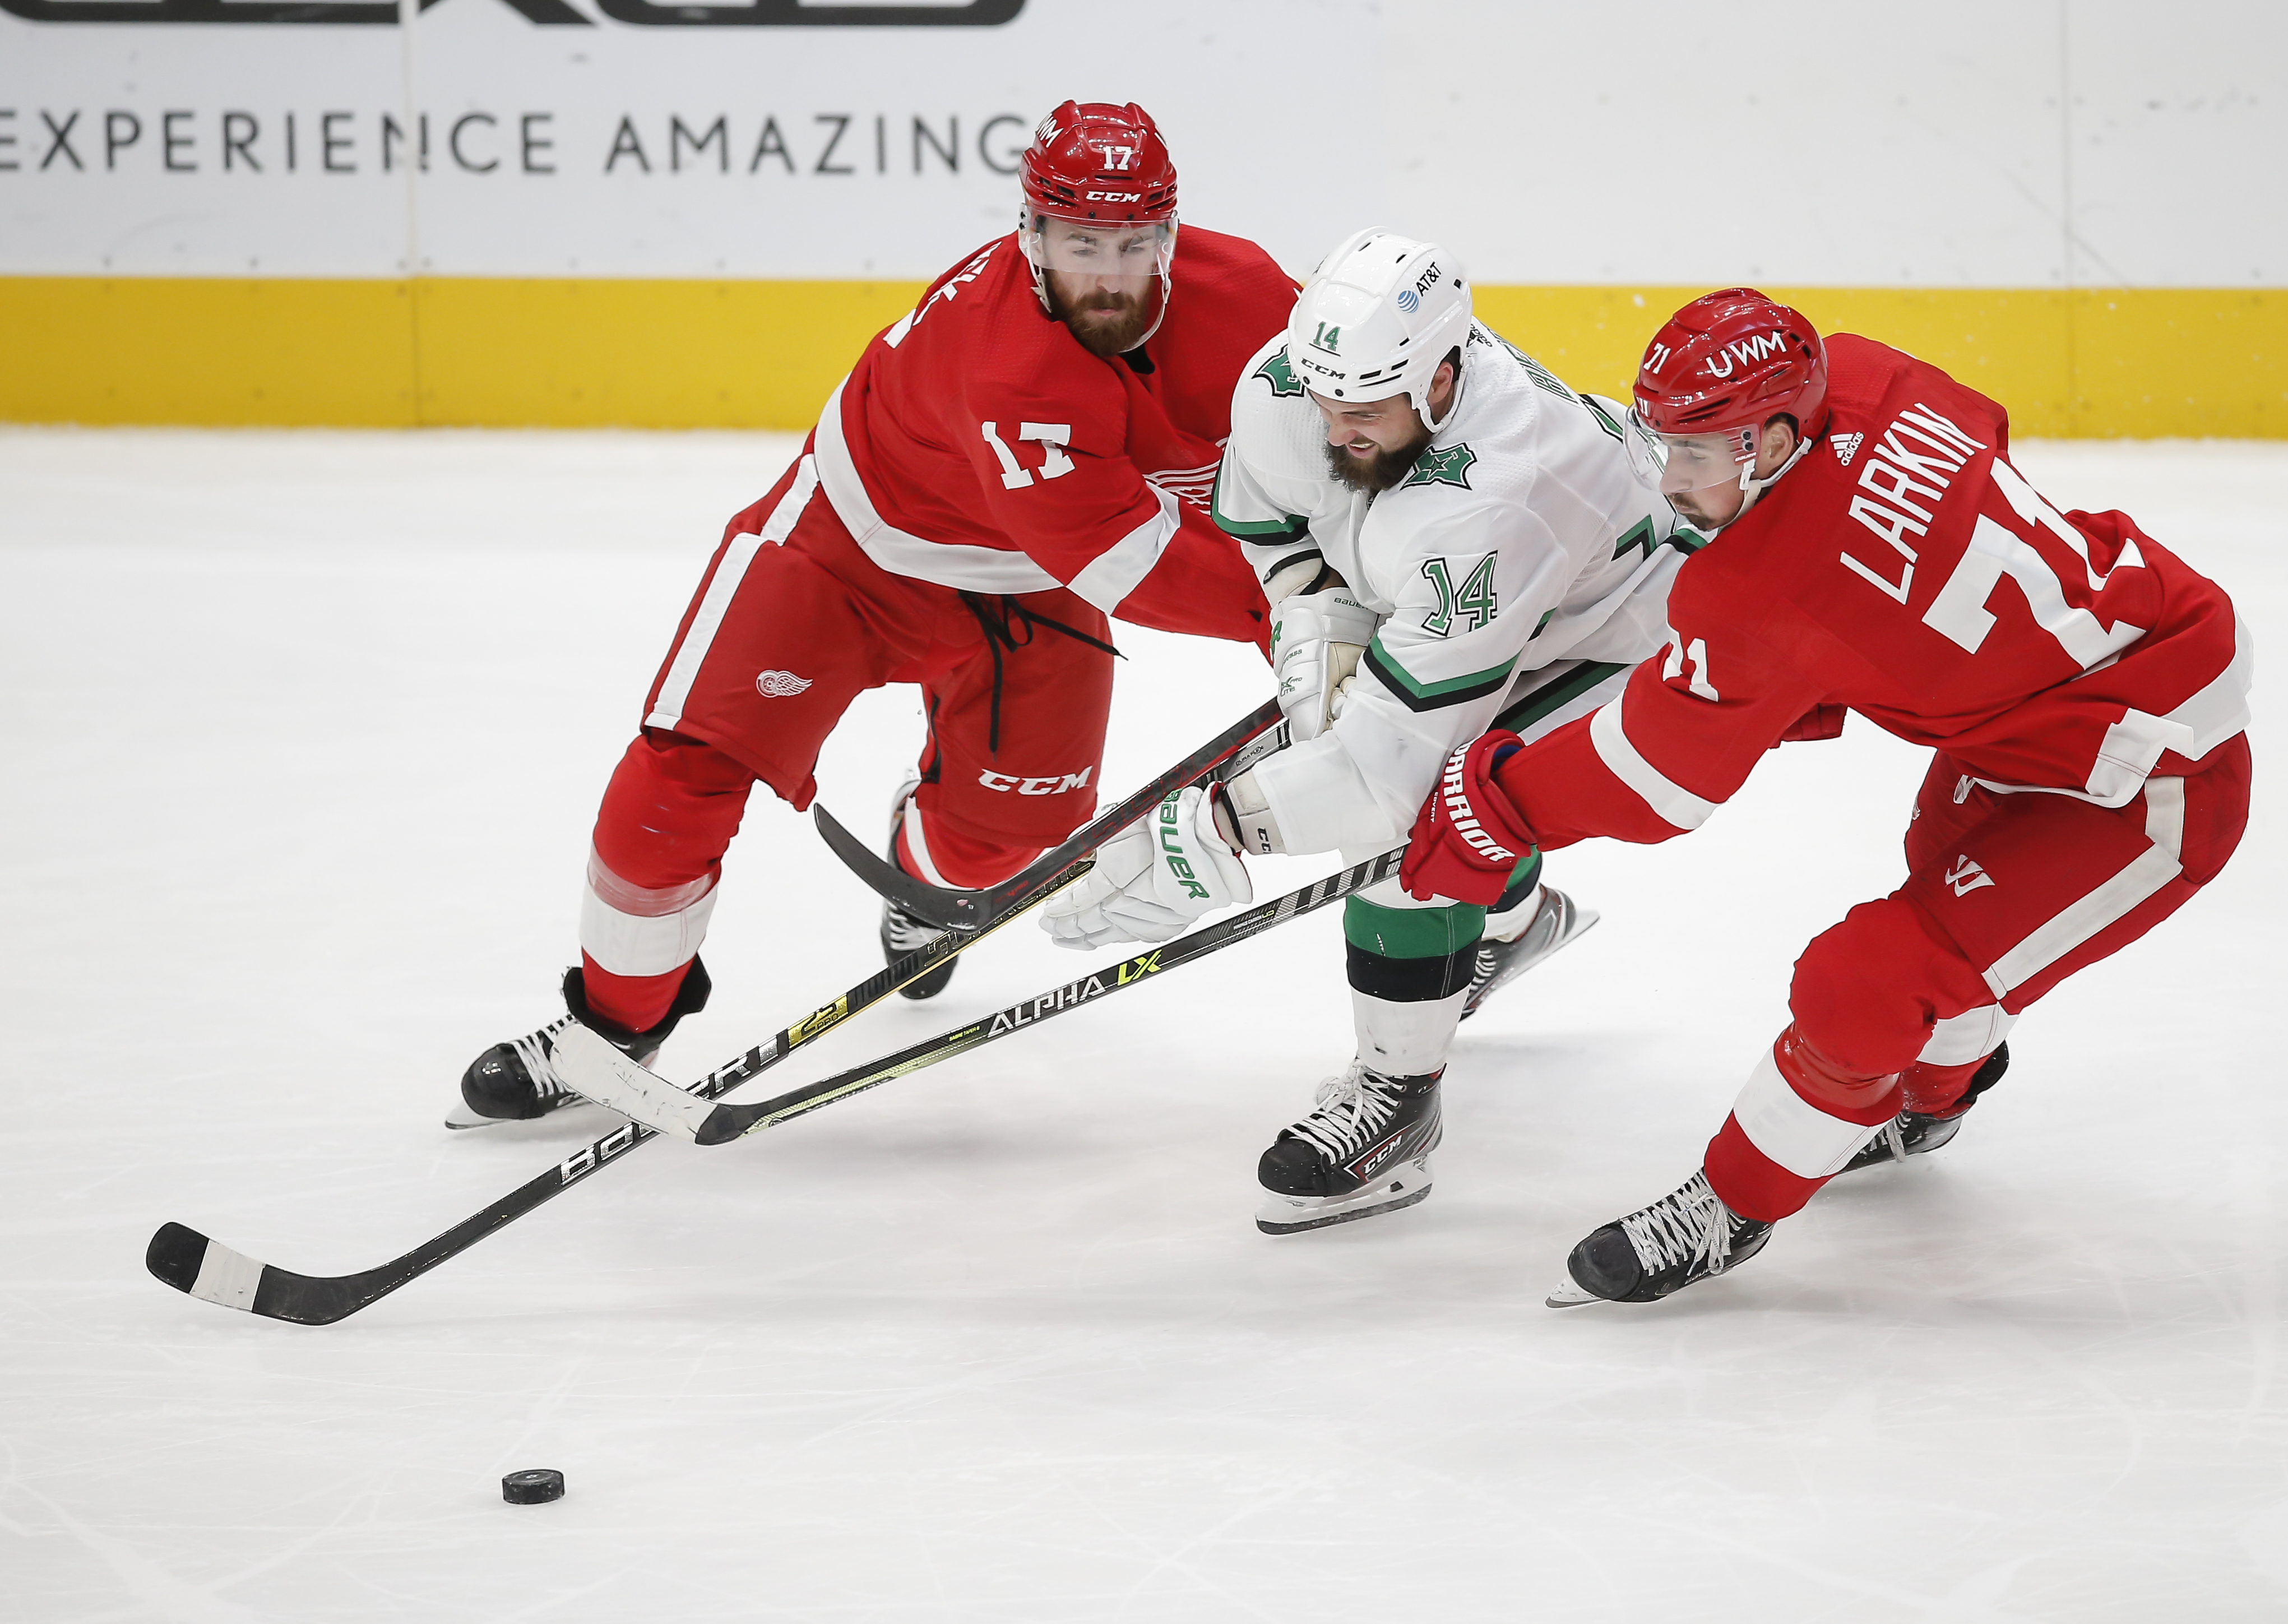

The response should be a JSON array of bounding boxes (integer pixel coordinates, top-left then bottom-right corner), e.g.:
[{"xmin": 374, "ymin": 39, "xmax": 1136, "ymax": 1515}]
[
  {"xmin": 1544, "ymin": 1278, "xmax": 1601, "ymax": 1309},
  {"xmin": 441, "ymin": 1097, "xmax": 596, "ymax": 1132},
  {"xmin": 1463, "ymin": 892, "xmax": 1601, "ymax": 1018},
  {"xmin": 1256, "ymin": 1163, "xmax": 1432, "ymax": 1236}
]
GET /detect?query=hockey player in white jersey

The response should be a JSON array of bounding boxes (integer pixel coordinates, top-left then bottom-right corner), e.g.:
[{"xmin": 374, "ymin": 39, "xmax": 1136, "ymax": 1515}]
[{"xmin": 1043, "ymin": 229, "xmax": 1698, "ymax": 1232}]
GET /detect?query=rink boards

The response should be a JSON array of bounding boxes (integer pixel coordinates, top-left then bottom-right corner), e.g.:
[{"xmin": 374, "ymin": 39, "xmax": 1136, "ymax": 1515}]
[{"xmin": 4, "ymin": 276, "xmax": 2285, "ymax": 438}]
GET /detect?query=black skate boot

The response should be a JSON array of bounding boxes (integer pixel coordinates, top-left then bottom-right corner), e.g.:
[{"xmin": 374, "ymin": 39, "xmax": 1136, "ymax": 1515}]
[
  {"xmin": 1546, "ymin": 1168, "xmax": 1774, "ymax": 1307},
  {"xmin": 879, "ymin": 770, "xmax": 971, "ymax": 1001},
  {"xmin": 881, "ymin": 897, "xmax": 968, "ymax": 1000},
  {"xmin": 1841, "ymin": 1044, "xmax": 2009, "ymax": 1174},
  {"xmin": 1461, "ymin": 883, "xmax": 1600, "ymax": 1021},
  {"xmin": 447, "ymin": 959, "xmax": 711, "ymax": 1129},
  {"xmin": 1257, "ymin": 1065, "xmax": 1443, "ymax": 1234}
]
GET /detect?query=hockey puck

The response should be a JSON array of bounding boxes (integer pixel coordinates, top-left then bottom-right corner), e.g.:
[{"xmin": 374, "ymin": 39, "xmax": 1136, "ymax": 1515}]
[{"xmin": 502, "ymin": 1469, "xmax": 565, "ymax": 1505}]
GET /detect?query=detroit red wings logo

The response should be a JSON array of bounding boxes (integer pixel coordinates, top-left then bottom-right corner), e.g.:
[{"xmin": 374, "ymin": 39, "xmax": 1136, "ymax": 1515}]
[
  {"xmin": 1143, "ymin": 459, "xmax": 1221, "ymax": 512},
  {"xmin": 756, "ymin": 670, "xmax": 814, "ymax": 697}
]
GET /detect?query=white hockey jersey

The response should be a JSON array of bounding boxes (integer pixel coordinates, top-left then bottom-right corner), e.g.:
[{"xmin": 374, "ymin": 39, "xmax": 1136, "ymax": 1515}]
[{"xmin": 1211, "ymin": 322, "xmax": 1696, "ymax": 855}]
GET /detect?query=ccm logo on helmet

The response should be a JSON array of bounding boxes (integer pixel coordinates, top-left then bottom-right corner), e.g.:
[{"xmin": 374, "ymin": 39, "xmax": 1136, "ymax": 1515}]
[
  {"xmin": 1437, "ymin": 747, "xmax": 1516, "ymax": 865},
  {"xmin": 1084, "ymin": 190, "xmax": 1143, "ymax": 202},
  {"xmin": 1704, "ymin": 330, "xmax": 1792, "ymax": 381},
  {"xmin": 978, "ymin": 767, "xmax": 1093, "ymax": 796}
]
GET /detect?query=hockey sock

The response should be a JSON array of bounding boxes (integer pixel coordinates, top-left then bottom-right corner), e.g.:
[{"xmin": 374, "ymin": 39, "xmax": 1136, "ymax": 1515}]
[
  {"xmin": 581, "ymin": 954, "xmax": 695, "ymax": 1035},
  {"xmin": 1345, "ymin": 894, "xmax": 1480, "ymax": 1076},
  {"xmin": 1703, "ymin": 1024, "xmax": 1903, "ymax": 1223},
  {"xmin": 894, "ymin": 803, "xmax": 1043, "ymax": 891},
  {"xmin": 582, "ymin": 732, "xmax": 755, "ymax": 1032},
  {"xmin": 1899, "ymin": 1046, "xmax": 2007, "ymax": 1117}
]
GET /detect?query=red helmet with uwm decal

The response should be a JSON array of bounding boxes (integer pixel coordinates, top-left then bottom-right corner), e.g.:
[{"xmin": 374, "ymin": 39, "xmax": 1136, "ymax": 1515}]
[
  {"xmin": 1634, "ymin": 289, "xmax": 1829, "ymax": 442},
  {"xmin": 1020, "ymin": 101, "xmax": 1177, "ymax": 224}
]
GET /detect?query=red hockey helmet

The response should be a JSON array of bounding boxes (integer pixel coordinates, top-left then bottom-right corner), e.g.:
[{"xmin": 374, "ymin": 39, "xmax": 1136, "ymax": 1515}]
[
  {"xmin": 1017, "ymin": 101, "xmax": 1180, "ymax": 347},
  {"xmin": 1634, "ymin": 288, "xmax": 1828, "ymax": 443},
  {"xmin": 1020, "ymin": 101, "xmax": 1178, "ymax": 224}
]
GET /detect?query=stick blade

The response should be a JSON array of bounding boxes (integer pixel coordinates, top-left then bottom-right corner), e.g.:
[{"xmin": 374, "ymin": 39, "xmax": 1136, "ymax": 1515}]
[
  {"xmin": 145, "ymin": 1221, "xmax": 212, "ymax": 1294},
  {"xmin": 549, "ymin": 1024, "xmax": 707, "ymax": 1141},
  {"xmin": 813, "ymin": 802, "xmax": 1003, "ymax": 931},
  {"xmin": 146, "ymin": 1221, "xmax": 376, "ymax": 1325}
]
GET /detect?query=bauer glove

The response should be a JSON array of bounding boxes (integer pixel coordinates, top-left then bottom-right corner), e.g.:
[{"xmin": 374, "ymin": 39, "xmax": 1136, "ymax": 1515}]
[
  {"xmin": 1041, "ymin": 785, "xmax": 1252, "ymax": 950},
  {"xmin": 1270, "ymin": 585, "xmax": 1379, "ymax": 742}
]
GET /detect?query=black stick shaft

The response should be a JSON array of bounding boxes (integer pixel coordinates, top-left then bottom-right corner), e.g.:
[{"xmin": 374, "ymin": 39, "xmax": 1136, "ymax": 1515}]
[
  {"xmin": 814, "ymin": 700, "xmax": 1283, "ymax": 930},
  {"xmin": 696, "ymin": 849, "xmax": 1404, "ymax": 1145},
  {"xmin": 145, "ymin": 707, "xmax": 1286, "ymax": 1325}
]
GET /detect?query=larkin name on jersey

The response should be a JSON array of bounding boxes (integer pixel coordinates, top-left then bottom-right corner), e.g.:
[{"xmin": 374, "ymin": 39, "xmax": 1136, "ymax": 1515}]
[{"xmin": 1489, "ymin": 335, "xmax": 2251, "ymax": 851}]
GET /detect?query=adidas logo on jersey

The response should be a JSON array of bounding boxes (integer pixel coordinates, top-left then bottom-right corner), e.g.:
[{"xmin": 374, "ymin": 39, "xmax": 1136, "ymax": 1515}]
[{"xmin": 1831, "ymin": 432, "xmax": 1864, "ymax": 467}]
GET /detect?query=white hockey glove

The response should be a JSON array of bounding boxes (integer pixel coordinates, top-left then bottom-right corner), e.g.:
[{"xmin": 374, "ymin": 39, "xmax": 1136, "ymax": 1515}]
[
  {"xmin": 1040, "ymin": 785, "xmax": 1253, "ymax": 951},
  {"xmin": 1271, "ymin": 586, "xmax": 1379, "ymax": 741}
]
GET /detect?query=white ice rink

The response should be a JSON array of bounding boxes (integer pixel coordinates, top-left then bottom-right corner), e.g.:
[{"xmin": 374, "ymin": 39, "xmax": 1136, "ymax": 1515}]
[{"xmin": 3, "ymin": 428, "xmax": 2282, "ymax": 1622}]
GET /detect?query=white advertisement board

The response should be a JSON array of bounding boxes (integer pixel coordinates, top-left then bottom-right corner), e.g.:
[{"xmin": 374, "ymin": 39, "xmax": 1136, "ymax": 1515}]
[{"xmin": 6, "ymin": 1, "xmax": 2285, "ymax": 288}]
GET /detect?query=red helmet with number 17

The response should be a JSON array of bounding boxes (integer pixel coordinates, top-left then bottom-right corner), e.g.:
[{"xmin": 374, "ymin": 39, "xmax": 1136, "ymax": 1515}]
[
  {"xmin": 1021, "ymin": 101, "xmax": 1177, "ymax": 224},
  {"xmin": 1634, "ymin": 289, "xmax": 1829, "ymax": 445},
  {"xmin": 1018, "ymin": 102, "xmax": 1181, "ymax": 348}
]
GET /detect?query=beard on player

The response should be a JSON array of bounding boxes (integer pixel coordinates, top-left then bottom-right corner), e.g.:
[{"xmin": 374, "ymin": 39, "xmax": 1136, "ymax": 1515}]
[
  {"xmin": 1324, "ymin": 420, "xmax": 1433, "ymax": 493},
  {"xmin": 1047, "ymin": 277, "xmax": 1158, "ymax": 359}
]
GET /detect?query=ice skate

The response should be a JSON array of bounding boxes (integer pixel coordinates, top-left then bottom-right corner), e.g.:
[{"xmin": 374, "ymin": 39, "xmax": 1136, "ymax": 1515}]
[
  {"xmin": 882, "ymin": 770, "xmax": 969, "ymax": 1000},
  {"xmin": 1841, "ymin": 1045, "xmax": 2008, "ymax": 1174},
  {"xmin": 448, "ymin": 961, "xmax": 710, "ymax": 1128},
  {"xmin": 1460, "ymin": 883, "xmax": 1599, "ymax": 1021},
  {"xmin": 1256, "ymin": 1063, "xmax": 1442, "ymax": 1234},
  {"xmin": 1545, "ymin": 1168, "xmax": 1773, "ymax": 1307}
]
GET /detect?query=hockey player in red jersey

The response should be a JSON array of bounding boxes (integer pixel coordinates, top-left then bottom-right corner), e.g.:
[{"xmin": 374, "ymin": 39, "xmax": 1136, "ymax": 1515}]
[
  {"xmin": 448, "ymin": 101, "xmax": 1296, "ymax": 1126},
  {"xmin": 1402, "ymin": 289, "xmax": 2253, "ymax": 1304}
]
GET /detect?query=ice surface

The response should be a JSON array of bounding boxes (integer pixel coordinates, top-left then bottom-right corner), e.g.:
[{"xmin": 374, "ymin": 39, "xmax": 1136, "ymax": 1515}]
[{"xmin": 2, "ymin": 429, "xmax": 2283, "ymax": 1622}]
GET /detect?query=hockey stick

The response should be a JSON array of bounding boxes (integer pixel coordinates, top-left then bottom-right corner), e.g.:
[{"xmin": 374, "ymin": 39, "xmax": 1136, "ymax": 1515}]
[
  {"xmin": 812, "ymin": 701, "xmax": 1286, "ymax": 931},
  {"xmin": 561, "ymin": 848, "xmax": 1406, "ymax": 1148},
  {"xmin": 142, "ymin": 706, "xmax": 1281, "ymax": 1326}
]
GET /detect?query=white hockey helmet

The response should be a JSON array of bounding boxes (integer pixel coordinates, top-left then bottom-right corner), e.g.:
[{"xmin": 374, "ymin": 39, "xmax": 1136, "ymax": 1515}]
[{"xmin": 1285, "ymin": 228, "xmax": 1472, "ymax": 432}]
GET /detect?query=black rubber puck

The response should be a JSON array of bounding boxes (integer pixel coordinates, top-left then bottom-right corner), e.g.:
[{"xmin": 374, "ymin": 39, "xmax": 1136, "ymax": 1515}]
[{"xmin": 502, "ymin": 1469, "xmax": 565, "ymax": 1505}]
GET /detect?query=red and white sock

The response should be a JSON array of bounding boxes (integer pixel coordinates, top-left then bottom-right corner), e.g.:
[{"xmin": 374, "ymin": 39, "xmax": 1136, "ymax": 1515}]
[{"xmin": 1703, "ymin": 1025, "xmax": 1902, "ymax": 1223}]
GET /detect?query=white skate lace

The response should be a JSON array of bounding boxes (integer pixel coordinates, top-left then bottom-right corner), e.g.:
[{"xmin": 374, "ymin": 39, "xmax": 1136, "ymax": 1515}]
[
  {"xmin": 882, "ymin": 900, "xmax": 955, "ymax": 954},
  {"xmin": 510, "ymin": 1014, "xmax": 580, "ymax": 1104},
  {"xmin": 1619, "ymin": 1172, "xmax": 1745, "ymax": 1276},
  {"xmin": 1287, "ymin": 1066, "xmax": 1406, "ymax": 1163}
]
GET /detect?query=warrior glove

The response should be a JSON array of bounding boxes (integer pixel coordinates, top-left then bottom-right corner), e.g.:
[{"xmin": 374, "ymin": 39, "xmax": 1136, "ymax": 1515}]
[
  {"xmin": 1041, "ymin": 785, "xmax": 1252, "ymax": 950},
  {"xmin": 1401, "ymin": 732, "xmax": 1536, "ymax": 905}
]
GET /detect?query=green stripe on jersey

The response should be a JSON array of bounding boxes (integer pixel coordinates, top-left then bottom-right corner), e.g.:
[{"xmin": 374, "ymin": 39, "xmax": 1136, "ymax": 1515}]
[
  {"xmin": 1210, "ymin": 460, "xmax": 1309, "ymax": 541},
  {"xmin": 1495, "ymin": 660, "xmax": 1630, "ymax": 734},
  {"xmin": 1363, "ymin": 639, "xmax": 1517, "ymax": 712}
]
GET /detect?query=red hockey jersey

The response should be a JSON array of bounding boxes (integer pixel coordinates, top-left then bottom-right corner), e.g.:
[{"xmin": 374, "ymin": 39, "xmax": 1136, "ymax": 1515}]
[
  {"xmin": 1490, "ymin": 335, "xmax": 2252, "ymax": 849},
  {"xmin": 810, "ymin": 225, "xmax": 1297, "ymax": 643}
]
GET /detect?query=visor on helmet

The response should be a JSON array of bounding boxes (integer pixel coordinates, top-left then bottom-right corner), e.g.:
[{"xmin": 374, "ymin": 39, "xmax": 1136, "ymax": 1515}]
[
  {"xmin": 1021, "ymin": 212, "xmax": 1177, "ymax": 280},
  {"xmin": 1620, "ymin": 406, "xmax": 1674, "ymax": 489}
]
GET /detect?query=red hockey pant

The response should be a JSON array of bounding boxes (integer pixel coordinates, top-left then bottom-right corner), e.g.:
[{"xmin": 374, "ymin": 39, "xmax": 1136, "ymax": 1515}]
[
  {"xmin": 1706, "ymin": 736, "xmax": 2252, "ymax": 1222},
  {"xmin": 580, "ymin": 448, "xmax": 1115, "ymax": 1031}
]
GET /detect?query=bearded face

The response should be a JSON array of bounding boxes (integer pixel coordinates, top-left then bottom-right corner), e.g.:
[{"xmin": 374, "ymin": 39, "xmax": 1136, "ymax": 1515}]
[
  {"xmin": 1045, "ymin": 271, "xmax": 1159, "ymax": 359},
  {"xmin": 1323, "ymin": 415, "xmax": 1434, "ymax": 493}
]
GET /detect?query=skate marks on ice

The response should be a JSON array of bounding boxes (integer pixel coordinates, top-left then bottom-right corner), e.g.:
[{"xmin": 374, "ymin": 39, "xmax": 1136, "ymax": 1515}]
[{"xmin": 3, "ymin": 431, "xmax": 2285, "ymax": 1621}]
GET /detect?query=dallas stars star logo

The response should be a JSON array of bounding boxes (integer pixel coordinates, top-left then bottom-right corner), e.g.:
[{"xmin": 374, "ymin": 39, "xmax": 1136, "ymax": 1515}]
[
  {"xmin": 1254, "ymin": 348, "xmax": 1305, "ymax": 399},
  {"xmin": 1402, "ymin": 442, "xmax": 1478, "ymax": 490}
]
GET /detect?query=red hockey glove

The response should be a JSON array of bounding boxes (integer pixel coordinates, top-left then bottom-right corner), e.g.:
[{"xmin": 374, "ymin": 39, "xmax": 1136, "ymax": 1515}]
[{"xmin": 1401, "ymin": 731, "xmax": 1535, "ymax": 905}]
